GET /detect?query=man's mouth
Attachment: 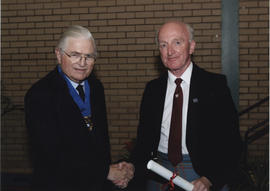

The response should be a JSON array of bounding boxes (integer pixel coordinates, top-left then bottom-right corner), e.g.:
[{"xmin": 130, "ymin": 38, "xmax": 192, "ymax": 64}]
[
  {"xmin": 167, "ymin": 57, "xmax": 178, "ymax": 61},
  {"xmin": 74, "ymin": 68, "xmax": 86, "ymax": 72}
]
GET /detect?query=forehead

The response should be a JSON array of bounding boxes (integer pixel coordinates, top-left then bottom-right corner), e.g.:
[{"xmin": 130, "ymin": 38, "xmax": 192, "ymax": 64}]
[
  {"xmin": 158, "ymin": 22, "xmax": 189, "ymax": 42},
  {"xmin": 65, "ymin": 37, "xmax": 94, "ymax": 52}
]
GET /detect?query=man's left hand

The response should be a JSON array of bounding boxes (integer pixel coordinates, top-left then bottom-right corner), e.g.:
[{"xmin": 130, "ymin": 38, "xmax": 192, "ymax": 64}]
[{"xmin": 191, "ymin": 176, "xmax": 212, "ymax": 191}]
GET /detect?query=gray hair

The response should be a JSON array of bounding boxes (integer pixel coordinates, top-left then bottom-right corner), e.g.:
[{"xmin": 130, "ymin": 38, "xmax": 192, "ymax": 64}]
[
  {"xmin": 56, "ymin": 25, "xmax": 97, "ymax": 56},
  {"xmin": 155, "ymin": 21, "xmax": 194, "ymax": 45},
  {"xmin": 186, "ymin": 24, "xmax": 194, "ymax": 42}
]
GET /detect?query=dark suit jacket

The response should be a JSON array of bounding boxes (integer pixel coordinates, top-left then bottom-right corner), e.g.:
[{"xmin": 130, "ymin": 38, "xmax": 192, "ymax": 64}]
[
  {"xmin": 130, "ymin": 64, "xmax": 242, "ymax": 190},
  {"xmin": 25, "ymin": 67, "xmax": 112, "ymax": 191}
]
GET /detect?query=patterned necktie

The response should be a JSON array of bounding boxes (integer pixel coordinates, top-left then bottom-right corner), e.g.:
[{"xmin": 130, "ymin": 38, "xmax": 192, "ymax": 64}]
[
  {"xmin": 76, "ymin": 84, "xmax": 85, "ymax": 101},
  {"xmin": 168, "ymin": 78, "xmax": 183, "ymax": 166}
]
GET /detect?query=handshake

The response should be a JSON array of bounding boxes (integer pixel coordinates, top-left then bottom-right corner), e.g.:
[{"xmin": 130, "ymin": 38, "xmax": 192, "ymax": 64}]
[{"xmin": 107, "ymin": 161, "xmax": 135, "ymax": 189}]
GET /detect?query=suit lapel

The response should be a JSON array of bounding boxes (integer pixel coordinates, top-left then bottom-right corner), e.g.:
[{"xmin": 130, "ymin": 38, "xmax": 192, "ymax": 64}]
[
  {"xmin": 157, "ymin": 73, "xmax": 168, "ymax": 121},
  {"xmin": 152, "ymin": 73, "xmax": 168, "ymax": 149},
  {"xmin": 53, "ymin": 68, "xmax": 86, "ymax": 131},
  {"xmin": 186, "ymin": 64, "xmax": 203, "ymax": 151}
]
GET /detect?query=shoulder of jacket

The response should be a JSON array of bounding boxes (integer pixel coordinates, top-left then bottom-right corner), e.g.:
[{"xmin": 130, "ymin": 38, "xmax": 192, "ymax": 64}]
[
  {"xmin": 26, "ymin": 67, "xmax": 63, "ymax": 97},
  {"xmin": 87, "ymin": 74, "xmax": 104, "ymax": 90},
  {"xmin": 146, "ymin": 72, "xmax": 167, "ymax": 86},
  {"xmin": 193, "ymin": 64, "xmax": 226, "ymax": 84}
]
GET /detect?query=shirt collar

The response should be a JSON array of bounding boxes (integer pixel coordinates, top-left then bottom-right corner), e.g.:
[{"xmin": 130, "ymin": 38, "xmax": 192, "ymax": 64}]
[
  {"xmin": 57, "ymin": 65, "xmax": 86, "ymax": 90},
  {"xmin": 168, "ymin": 62, "xmax": 193, "ymax": 86},
  {"xmin": 67, "ymin": 78, "xmax": 85, "ymax": 90}
]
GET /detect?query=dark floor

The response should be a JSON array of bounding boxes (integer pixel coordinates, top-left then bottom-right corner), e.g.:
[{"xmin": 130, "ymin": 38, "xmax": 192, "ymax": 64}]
[
  {"xmin": 1, "ymin": 173, "xmax": 32, "ymax": 191},
  {"xmin": 1, "ymin": 173, "xmax": 144, "ymax": 191}
]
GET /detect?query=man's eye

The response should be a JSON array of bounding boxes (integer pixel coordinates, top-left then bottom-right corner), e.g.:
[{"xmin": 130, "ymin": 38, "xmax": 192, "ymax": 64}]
[
  {"xmin": 159, "ymin": 44, "xmax": 167, "ymax": 48},
  {"xmin": 175, "ymin": 41, "xmax": 181, "ymax": 45},
  {"xmin": 70, "ymin": 53, "xmax": 80, "ymax": 57},
  {"xmin": 86, "ymin": 55, "xmax": 94, "ymax": 60}
]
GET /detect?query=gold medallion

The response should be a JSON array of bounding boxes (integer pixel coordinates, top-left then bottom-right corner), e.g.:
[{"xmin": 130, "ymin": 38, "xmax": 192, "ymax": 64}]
[{"xmin": 84, "ymin": 116, "xmax": 94, "ymax": 131}]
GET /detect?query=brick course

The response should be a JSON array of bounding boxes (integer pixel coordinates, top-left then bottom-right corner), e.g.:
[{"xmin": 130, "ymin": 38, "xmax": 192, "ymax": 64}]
[{"xmin": 1, "ymin": 0, "xmax": 268, "ymax": 173}]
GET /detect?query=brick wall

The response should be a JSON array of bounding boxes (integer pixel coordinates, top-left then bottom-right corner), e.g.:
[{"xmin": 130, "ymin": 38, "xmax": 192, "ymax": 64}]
[
  {"xmin": 238, "ymin": 0, "xmax": 269, "ymax": 158},
  {"xmin": 1, "ymin": 0, "xmax": 268, "ymax": 173}
]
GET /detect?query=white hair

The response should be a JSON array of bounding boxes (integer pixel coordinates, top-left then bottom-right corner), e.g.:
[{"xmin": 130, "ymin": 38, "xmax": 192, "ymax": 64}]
[{"xmin": 56, "ymin": 25, "xmax": 97, "ymax": 56}]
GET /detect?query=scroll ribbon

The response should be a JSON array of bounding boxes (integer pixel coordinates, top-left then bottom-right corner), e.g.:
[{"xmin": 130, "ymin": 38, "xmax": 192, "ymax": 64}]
[
  {"xmin": 169, "ymin": 173, "xmax": 177, "ymax": 190},
  {"xmin": 162, "ymin": 172, "xmax": 177, "ymax": 190},
  {"xmin": 147, "ymin": 160, "xmax": 194, "ymax": 191}
]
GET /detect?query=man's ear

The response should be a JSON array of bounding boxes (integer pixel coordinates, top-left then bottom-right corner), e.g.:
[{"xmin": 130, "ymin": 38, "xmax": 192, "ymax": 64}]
[
  {"xmin": 55, "ymin": 48, "xmax": 62, "ymax": 64},
  {"xmin": 189, "ymin": 40, "xmax": 196, "ymax": 55}
]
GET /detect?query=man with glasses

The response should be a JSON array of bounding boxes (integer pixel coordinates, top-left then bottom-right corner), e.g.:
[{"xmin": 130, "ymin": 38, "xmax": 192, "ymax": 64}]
[{"xmin": 25, "ymin": 25, "xmax": 134, "ymax": 191}]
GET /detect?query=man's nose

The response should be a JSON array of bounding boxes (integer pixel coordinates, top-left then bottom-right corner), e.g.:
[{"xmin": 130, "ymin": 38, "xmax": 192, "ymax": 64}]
[
  {"xmin": 167, "ymin": 44, "xmax": 174, "ymax": 55},
  {"xmin": 78, "ymin": 56, "xmax": 87, "ymax": 66}
]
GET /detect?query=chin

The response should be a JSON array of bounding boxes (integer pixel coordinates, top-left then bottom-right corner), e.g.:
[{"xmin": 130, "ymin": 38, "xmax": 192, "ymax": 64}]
[
  {"xmin": 167, "ymin": 64, "xmax": 181, "ymax": 70},
  {"xmin": 72, "ymin": 75, "xmax": 87, "ymax": 82}
]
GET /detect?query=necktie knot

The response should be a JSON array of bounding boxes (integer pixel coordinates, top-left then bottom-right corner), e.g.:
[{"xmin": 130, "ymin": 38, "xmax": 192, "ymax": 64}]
[
  {"xmin": 175, "ymin": 78, "xmax": 182, "ymax": 86},
  {"xmin": 76, "ymin": 84, "xmax": 85, "ymax": 101}
]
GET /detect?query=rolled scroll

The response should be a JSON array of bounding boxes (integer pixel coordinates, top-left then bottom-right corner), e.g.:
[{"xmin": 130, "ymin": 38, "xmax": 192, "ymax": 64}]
[{"xmin": 147, "ymin": 160, "xmax": 194, "ymax": 191}]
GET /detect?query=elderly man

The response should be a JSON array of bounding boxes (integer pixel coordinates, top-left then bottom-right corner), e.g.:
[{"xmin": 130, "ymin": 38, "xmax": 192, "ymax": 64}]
[
  {"xmin": 25, "ymin": 25, "xmax": 133, "ymax": 191},
  {"xmin": 130, "ymin": 21, "xmax": 242, "ymax": 191}
]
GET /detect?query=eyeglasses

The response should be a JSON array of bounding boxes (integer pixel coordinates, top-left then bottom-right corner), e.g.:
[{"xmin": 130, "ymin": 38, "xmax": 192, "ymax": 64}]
[{"xmin": 61, "ymin": 49, "xmax": 96, "ymax": 64}]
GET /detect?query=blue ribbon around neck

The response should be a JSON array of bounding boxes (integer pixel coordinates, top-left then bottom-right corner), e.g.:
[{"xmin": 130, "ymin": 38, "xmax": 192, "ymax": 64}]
[{"xmin": 57, "ymin": 65, "xmax": 91, "ymax": 117}]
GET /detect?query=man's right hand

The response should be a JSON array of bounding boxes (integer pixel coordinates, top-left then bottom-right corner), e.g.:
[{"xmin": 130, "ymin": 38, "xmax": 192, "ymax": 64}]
[{"xmin": 107, "ymin": 162, "xmax": 135, "ymax": 188}]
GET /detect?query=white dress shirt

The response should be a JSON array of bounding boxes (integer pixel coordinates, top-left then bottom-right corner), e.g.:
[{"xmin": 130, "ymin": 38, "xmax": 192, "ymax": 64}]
[
  {"xmin": 68, "ymin": 79, "xmax": 85, "ymax": 95},
  {"xmin": 158, "ymin": 63, "xmax": 193, "ymax": 155}
]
